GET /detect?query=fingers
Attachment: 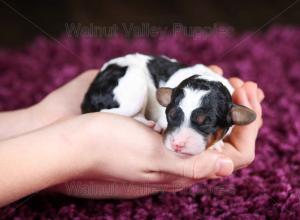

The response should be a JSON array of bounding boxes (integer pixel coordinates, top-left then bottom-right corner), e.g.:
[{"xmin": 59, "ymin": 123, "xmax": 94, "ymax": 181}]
[
  {"xmin": 157, "ymin": 149, "xmax": 234, "ymax": 180},
  {"xmin": 257, "ymin": 88, "xmax": 265, "ymax": 102},
  {"xmin": 209, "ymin": 65, "xmax": 223, "ymax": 75},
  {"xmin": 216, "ymin": 144, "xmax": 253, "ymax": 170},
  {"xmin": 229, "ymin": 77, "xmax": 244, "ymax": 89},
  {"xmin": 208, "ymin": 71, "xmax": 264, "ymax": 170},
  {"xmin": 209, "ymin": 67, "xmax": 265, "ymax": 104},
  {"xmin": 228, "ymin": 82, "xmax": 262, "ymax": 164},
  {"xmin": 242, "ymin": 82, "xmax": 262, "ymax": 117},
  {"xmin": 229, "ymin": 77, "xmax": 265, "ymax": 102}
]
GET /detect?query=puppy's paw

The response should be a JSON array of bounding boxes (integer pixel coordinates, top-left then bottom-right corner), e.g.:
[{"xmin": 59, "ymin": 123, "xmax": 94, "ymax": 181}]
[
  {"xmin": 212, "ymin": 141, "xmax": 224, "ymax": 152},
  {"xmin": 153, "ymin": 123, "xmax": 163, "ymax": 133},
  {"xmin": 134, "ymin": 116, "xmax": 163, "ymax": 133}
]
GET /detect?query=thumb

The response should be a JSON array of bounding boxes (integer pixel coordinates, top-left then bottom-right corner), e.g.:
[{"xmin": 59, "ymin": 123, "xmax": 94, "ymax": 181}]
[{"xmin": 158, "ymin": 149, "xmax": 234, "ymax": 179}]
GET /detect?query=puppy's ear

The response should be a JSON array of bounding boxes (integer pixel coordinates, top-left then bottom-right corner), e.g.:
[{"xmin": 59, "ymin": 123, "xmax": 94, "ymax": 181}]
[
  {"xmin": 156, "ymin": 87, "xmax": 172, "ymax": 107},
  {"xmin": 229, "ymin": 104, "xmax": 257, "ymax": 125}
]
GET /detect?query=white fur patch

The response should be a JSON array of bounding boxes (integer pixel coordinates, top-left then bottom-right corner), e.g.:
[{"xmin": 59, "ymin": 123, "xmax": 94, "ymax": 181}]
[
  {"xmin": 162, "ymin": 64, "xmax": 234, "ymax": 95},
  {"xmin": 100, "ymin": 53, "xmax": 150, "ymax": 117},
  {"xmin": 179, "ymin": 88, "xmax": 209, "ymax": 126},
  {"xmin": 164, "ymin": 127, "xmax": 207, "ymax": 155},
  {"xmin": 162, "ymin": 88, "xmax": 210, "ymax": 155},
  {"xmin": 194, "ymin": 64, "xmax": 234, "ymax": 95},
  {"xmin": 101, "ymin": 53, "xmax": 151, "ymax": 71}
]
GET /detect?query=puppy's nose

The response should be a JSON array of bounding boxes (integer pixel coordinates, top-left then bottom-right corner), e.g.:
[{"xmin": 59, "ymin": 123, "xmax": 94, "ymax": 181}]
[{"xmin": 172, "ymin": 141, "xmax": 185, "ymax": 152}]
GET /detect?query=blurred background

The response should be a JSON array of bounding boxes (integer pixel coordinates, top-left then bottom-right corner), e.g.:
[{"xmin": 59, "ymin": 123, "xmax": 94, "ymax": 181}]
[{"xmin": 0, "ymin": 0, "xmax": 299, "ymax": 48}]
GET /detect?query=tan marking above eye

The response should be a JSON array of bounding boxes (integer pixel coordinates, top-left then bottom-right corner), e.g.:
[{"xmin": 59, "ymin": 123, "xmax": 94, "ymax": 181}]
[
  {"xmin": 169, "ymin": 108, "xmax": 177, "ymax": 118},
  {"xmin": 196, "ymin": 115, "xmax": 206, "ymax": 124},
  {"xmin": 206, "ymin": 128, "xmax": 226, "ymax": 148}
]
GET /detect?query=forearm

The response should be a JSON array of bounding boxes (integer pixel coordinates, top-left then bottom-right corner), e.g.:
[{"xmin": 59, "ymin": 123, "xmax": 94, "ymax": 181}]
[
  {"xmin": 0, "ymin": 123, "xmax": 83, "ymax": 207},
  {"xmin": 0, "ymin": 104, "xmax": 46, "ymax": 140}
]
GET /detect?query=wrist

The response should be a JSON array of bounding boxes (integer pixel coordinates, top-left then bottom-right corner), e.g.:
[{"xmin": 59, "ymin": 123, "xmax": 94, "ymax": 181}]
[
  {"xmin": 47, "ymin": 117, "xmax": 93, "ymax": 182},
  {"xmin": 0, "ymin": 104, "xmax": 46, "ymax": 140},
  {"xmin": 30, "ymin": 100, "xmax": 59, "ymax": 128},
  {"xmin": 28, "ymin": 106, "xmax": 102, "ymax": 181},
  {"xmin": 0, "ymin": 124, "xmax": 84, "ymax": 205},
  {"xmin": 26, "ymin": 103, "xmax": 48, "ymax": 130},
  {"xmin": 65, "ymin": 114, "xmax": 108, "ymax": 180},
  {"xmin": 47, "ymin": 115, "xmax": 104, "ymax": 181}
]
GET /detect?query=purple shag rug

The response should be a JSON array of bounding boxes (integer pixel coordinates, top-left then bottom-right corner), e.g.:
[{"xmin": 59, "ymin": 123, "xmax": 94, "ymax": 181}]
[{"xmin": 1, "ymin": 25, "xmax": 300, "ymax": 219}]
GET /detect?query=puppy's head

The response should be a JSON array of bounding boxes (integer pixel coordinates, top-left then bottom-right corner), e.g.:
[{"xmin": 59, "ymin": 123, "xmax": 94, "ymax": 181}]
[{"xmin": 157, "ymin": 75, "xmax": 256, "ymax": 155}]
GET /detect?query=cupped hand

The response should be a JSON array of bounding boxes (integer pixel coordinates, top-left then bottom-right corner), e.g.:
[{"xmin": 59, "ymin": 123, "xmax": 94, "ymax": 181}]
[
  {"xmin": 209, "ymin": 65, "xmax": 264, "ymax": 169},
  {"xmin": 45, "ymin": 66, "xmax": 263, "ymax": 170},
  {"xmin": 43, "ymin": 66, "xmax": 263, "ymax": 199},
  {"xmin": 50, "ymin": 112, "xmax": 234, "ymax": 197},
  {"xmin": 36, "ymin": 70, "xmax": 99, "ymax": 124}
]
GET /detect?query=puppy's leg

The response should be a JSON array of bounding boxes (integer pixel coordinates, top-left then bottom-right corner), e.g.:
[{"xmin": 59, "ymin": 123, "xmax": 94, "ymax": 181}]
[{"xmin": 82, "ymin": 64, "xmax": 148, "ymax": 118}]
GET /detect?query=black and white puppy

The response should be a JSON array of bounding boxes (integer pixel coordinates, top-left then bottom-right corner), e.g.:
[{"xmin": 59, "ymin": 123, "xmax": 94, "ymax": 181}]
[{"xmin": 81, "ymin": 53, "xmax": 256, "ymax": 155}]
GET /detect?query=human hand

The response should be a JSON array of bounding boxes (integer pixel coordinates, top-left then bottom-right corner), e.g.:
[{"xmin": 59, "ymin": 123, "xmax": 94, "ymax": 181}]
[
  {"xmin": 35, "ymin": 69, "xmax": 99, "ymax": 125},
  {"xmin": 50, "ymin": 66, "xmax": 264, "ymax": 199},
  {"xmin": 75, "ymin": 66, "xmax": 264, "ymax": 177},
  {"xmin": 0, "ymin": 66, "xmax": 264, "ymax": 205},
  {"xmin": 209, "ymin": 65, "xmax": 264, "ymax": 169},
  {"xmin": 40, "ymin": 110, "xmax": 235, "ymax": 198},
  {"xmin": 62, "ymin": 112, "xmax": 235, "ymax": 181},
  {"xmin": 0, "ymin": 70, "xmax": 99, "ymax": 141}
]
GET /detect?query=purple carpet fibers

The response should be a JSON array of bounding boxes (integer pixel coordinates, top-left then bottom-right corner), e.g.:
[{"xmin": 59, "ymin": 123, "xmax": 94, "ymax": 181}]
[{"xmin": 0, "ymin": 26, "xmax": 300, "ymax": 219}]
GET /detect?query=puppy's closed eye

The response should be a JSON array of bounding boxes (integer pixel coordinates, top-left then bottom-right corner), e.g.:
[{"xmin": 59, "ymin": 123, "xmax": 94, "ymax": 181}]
[
  {"xmin": 196, "ymin": 115, "xmax": 206, "ymax": 124},
  {"xmin": 167, "ymin": 107, "xmax": 184, "ymax": 126}
]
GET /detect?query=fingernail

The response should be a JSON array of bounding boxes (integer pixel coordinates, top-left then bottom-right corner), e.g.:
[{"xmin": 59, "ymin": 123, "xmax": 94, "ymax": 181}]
[{"xmin": 216, "ymin": 158, "xmax": 234, "ymax": 177}]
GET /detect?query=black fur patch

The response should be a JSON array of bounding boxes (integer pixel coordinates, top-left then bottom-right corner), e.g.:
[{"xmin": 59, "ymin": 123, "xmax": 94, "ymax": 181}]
[
  {"xmin": 188, "ymin": 77, "xmax": 232, "ymax": 136},
  {"xmin": 81, "ymin": 64, "xmax": 128, "ymax": 113},
  {"xmin": 165, "ymin": 75, "xmax": 232, "ymax": 137},
  {"xmin": 147, "ymin": 56, "xmax": 186, "ymax": 88},
  {"xmin": 164, "ymin": 87, "xmax": 185, "ymax": 134}
]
